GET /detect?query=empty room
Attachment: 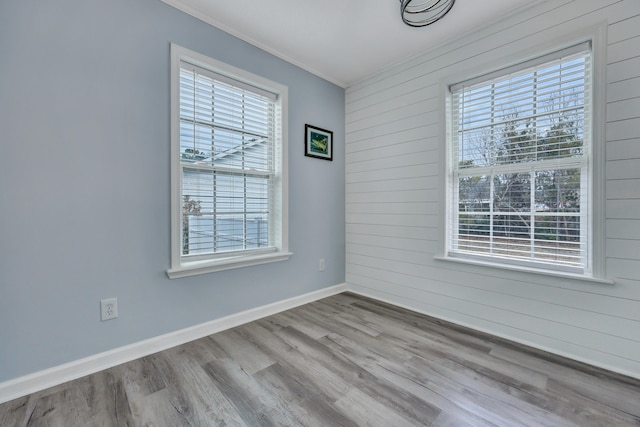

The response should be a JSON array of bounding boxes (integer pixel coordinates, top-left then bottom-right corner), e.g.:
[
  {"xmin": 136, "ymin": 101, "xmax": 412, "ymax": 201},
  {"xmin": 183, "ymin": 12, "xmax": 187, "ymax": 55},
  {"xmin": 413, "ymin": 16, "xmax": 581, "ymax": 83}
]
[{"xmin": 1, "ymin": 0, "xmax": 639, "ymax": 425}]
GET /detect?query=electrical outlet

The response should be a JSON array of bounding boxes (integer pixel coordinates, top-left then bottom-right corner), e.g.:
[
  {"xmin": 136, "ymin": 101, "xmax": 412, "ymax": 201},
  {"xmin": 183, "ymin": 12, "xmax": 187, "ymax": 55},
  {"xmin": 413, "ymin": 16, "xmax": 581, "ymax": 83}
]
[
  {"xmin": 101, "ymin": 298, "xmax": 118, "ymax": 321},
  {"xmin": 319, "ymin": 258, "xmax": 325, "ymax": 272}
]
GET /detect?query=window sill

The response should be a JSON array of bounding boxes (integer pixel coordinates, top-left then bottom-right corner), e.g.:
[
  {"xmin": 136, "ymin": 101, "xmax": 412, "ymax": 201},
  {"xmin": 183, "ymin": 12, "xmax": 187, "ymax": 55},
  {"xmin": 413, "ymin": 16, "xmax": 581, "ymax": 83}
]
[
  {"xmin": 167, "ymin": 251, "xmax": 293, "ymax": 279},
  {"xmin": 433, "ymin": 255, "xmax": 614, "ymax": 285}
]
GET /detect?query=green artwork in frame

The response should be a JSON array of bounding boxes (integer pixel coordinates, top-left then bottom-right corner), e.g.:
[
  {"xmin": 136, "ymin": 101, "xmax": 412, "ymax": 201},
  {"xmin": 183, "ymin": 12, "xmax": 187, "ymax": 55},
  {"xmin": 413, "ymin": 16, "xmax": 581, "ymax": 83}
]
[{"xmin": 305, "ymin": 124, "xmax": 333, "ymax": 161}]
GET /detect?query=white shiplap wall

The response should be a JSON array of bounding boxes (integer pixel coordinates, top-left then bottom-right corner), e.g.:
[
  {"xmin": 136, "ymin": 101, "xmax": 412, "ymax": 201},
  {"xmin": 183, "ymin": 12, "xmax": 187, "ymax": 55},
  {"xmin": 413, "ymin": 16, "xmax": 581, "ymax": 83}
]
[{"xmin": 345, "ymin": 0, "xmax": 640, "ymax": 378}]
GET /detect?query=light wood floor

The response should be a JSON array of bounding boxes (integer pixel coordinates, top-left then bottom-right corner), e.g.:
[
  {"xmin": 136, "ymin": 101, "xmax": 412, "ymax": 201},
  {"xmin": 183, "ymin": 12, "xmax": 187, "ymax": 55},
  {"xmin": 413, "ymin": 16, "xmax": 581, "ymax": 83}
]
[{"xmin": 1, "ymin": 292, "xmax": 639, "ymax": 426}]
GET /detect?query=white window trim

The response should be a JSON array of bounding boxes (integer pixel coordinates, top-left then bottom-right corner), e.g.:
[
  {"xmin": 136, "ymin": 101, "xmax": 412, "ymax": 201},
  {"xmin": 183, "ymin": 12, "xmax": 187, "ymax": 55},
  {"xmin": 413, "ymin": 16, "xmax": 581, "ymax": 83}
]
[
  {"xmin": 438, "ymin": 23, "xmax": 608, "ymax": 283},
  {"xmin": 167, "ymin": 44, "xmax": 291, "ymax": 279}
]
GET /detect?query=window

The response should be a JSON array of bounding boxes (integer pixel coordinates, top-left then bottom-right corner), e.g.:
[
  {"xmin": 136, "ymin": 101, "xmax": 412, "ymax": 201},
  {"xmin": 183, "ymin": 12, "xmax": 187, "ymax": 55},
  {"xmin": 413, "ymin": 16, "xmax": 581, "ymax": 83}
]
[
  {"xmin": 168, "ymin": 45, "xmax": 290, "ymax": 278},
  {"xmin": 447, "ymin": 43, "xmax": 592, "ymax": 275}
]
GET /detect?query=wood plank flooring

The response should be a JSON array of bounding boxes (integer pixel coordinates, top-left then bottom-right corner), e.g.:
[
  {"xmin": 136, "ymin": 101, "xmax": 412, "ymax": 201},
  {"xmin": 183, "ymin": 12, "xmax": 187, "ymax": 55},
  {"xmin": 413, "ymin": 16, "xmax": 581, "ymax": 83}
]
[{"xmin": 1, "ymin": 292, "xmax": 639, "ymax": 426}]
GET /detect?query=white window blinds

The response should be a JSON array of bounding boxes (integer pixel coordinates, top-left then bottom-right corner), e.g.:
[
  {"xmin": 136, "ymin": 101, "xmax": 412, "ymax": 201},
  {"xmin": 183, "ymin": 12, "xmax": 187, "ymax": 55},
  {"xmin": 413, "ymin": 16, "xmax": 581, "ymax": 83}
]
[
  {"xmin": 449, "ymin": 43, "xmax": 592, "ymax": 273},
  {"xmin": 179, "ymin": 61, "xmax": 277, "ymax": 257}
]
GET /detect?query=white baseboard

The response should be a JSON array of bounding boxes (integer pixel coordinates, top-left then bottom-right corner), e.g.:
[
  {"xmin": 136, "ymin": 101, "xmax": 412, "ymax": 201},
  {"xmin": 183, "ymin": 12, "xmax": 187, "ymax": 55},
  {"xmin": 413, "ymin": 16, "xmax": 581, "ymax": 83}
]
[{"xmin": 0, "ymin": 283, "xmax": 348, "ymax": 404}]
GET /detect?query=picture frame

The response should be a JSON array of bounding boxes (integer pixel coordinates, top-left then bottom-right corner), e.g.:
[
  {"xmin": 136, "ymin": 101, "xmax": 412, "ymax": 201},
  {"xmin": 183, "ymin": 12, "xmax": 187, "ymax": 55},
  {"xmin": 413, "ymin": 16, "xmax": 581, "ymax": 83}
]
[{"xmin": 305, "ymin": 124, "xmax": 333, "ymax": 161}]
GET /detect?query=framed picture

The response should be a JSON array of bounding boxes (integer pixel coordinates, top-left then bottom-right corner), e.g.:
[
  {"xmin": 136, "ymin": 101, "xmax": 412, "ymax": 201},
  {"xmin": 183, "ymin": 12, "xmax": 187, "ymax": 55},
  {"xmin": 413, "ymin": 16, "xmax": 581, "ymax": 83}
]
[{"xmin": 305, "ymin": 124, "xmax": 333, "ymax": 161}]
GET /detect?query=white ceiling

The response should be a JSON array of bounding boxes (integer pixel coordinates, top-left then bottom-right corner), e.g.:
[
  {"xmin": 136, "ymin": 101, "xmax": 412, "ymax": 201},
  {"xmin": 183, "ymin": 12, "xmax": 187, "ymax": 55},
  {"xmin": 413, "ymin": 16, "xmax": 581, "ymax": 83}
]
[{"xmin": 162, "ymin": 0, "xmax": 543, "ymax": 88}]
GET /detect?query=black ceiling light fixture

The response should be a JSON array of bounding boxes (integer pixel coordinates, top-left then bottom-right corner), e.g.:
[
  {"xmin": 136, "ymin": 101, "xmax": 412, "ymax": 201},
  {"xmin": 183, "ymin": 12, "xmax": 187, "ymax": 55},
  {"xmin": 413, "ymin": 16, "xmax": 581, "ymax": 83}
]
[{"xmin": 400, "ymin": 0, "xmax": 455, "ymax": 27}]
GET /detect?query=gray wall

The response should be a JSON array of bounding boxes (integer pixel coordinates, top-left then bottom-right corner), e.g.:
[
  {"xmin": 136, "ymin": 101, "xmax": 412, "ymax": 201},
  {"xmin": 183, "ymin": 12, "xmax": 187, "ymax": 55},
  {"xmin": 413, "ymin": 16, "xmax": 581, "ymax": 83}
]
[{"xmin": 0, "ymin": 0, "xmax": 345, "ymax": 382}]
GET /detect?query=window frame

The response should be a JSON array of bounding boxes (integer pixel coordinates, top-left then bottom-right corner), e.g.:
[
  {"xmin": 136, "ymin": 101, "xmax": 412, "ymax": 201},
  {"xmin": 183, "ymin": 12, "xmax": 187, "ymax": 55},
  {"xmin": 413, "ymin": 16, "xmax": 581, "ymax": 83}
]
[
  {"xmin": 440, "ymin": 31, "xmax": 608, "ymax": 283},
  {"xmin": 167, "ymin": 44, "xmax": 291, "ymax": 279}
]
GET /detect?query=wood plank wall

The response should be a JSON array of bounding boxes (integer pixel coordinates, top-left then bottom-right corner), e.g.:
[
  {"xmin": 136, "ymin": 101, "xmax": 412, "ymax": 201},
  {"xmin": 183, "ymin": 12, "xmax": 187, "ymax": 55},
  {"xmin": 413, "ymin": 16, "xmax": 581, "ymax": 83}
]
[{"xmin": 345, "ymin": 0, "xmax": 640, "ymax": 378}]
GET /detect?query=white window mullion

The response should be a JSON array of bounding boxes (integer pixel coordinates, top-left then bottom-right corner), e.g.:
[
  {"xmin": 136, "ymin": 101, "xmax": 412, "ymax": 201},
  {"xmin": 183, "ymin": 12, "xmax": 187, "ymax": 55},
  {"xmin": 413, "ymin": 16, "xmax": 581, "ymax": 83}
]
[
  {"xmin": 530, "ymin": 168, "xmax": 535, "ymax": 260},
  {"xmin": 489, "ymin": 171, "xmax": 495, "ymax": 256}
]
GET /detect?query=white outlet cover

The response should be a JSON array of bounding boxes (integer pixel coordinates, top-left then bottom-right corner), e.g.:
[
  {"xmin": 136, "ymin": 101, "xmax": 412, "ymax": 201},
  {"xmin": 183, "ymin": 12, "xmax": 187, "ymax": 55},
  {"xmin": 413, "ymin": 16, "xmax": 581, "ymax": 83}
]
[{"xmin": 101, "ymin": 298, "xmax": 118, "ymax": 321}]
